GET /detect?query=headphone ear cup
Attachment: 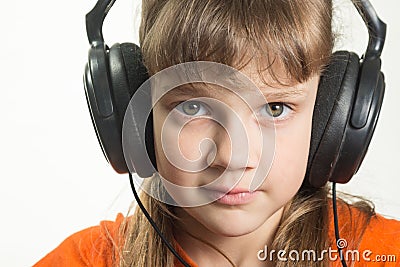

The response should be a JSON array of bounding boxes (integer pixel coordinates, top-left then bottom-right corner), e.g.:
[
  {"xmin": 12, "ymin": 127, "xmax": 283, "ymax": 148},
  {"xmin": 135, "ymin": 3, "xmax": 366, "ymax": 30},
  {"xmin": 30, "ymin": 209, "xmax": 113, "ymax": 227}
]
[
  {"xmin": 109, "ymin": 43, "xmax": 156, "ymax": 177},
  {"xmin": 329, "ymin": 55, "xmax": 385, "ymax": 184},
  {"xmin": 306, "ymin": 51, "xmax": 360, "ymax": 187},
  {"xmin": 84, "ymin": 43, "xmax": 129, "ymax": 174}
]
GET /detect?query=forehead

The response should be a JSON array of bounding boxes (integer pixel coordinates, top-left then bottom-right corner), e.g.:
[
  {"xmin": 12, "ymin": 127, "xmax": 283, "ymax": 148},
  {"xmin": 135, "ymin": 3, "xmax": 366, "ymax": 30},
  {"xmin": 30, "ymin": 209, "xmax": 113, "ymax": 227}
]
[
  {"xmin": 161, "ymin": 72, "xmax": 309, "ymax": 103},
  {"xmin": 152, "ymin": 59, "xmax": 311, "ymax": 102},
  {"xmin": 162, "ymin": 82, "xmax": 308, "ymax": 101}
]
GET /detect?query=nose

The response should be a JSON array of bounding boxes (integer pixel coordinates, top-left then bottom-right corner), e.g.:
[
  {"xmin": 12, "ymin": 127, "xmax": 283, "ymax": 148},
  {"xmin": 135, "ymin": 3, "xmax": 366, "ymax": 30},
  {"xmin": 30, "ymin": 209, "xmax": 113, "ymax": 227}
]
[{"xmin": 207, "ymin": 114, "xmax": 261, "ymax": 172}]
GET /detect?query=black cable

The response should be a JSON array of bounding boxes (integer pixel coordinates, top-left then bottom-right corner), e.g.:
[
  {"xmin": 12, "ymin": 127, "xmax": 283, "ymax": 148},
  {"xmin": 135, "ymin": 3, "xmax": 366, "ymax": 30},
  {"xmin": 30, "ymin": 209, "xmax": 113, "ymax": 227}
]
[
  {"xmin": 332, "ymin": 182, "xmax": 348, "ymax": 267},
  {"xmin": 128, "ymin": 173, "xmax": 192, "ymax": 267}
]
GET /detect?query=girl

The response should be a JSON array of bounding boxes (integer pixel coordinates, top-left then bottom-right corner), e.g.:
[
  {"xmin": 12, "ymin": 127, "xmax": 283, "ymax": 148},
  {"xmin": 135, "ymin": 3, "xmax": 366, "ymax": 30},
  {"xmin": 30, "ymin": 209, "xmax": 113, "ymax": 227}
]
[{"xmin": 35, "ymin": 0, "xmax": 400, "ymax": 266}]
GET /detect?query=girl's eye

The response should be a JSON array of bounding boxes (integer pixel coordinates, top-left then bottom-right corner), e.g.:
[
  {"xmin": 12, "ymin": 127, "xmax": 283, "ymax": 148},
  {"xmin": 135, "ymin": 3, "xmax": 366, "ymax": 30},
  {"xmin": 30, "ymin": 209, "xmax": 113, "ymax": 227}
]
[
  {"xmin": 174, "ymin": 100, "xmax": 209, "ymax": 117},
  {"xmin": 260, "ymin": 102, "xmax": 292, "ymax": 119}
]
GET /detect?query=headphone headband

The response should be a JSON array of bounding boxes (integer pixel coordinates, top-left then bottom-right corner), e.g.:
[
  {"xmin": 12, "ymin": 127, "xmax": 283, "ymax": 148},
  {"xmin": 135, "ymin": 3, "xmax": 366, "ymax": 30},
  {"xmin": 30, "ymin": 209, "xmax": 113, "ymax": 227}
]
[
  {"xmin": 86, "ymin": 0, "xmax": 116, "ymax": 44},
  {"xmin": 353, "ymin": 0, "xmax": 386, "ymax": 59}
]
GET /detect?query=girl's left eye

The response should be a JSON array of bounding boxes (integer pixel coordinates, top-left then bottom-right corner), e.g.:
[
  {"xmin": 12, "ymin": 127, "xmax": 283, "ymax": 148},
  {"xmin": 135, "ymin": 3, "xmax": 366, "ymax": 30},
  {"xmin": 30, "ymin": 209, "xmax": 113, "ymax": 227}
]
[
  {"xmin": 174, "ymin": 100, "xmax": 209, "ymax": 117},
  {"xmin": 259, "ymin": 102, "xmax": 292, "ymax": 120}
]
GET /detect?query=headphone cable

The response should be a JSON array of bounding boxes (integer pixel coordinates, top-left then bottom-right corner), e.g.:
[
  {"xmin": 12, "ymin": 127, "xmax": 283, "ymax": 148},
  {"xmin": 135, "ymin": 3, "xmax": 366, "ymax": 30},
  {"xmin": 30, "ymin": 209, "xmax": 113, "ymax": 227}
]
[
  {"xmin": 128, "ymin": 173, "xmax": 192, "ymax": 267},
  {"xmin": 332, "ymin": 182, "xmax": 348, "ymax": 267}
]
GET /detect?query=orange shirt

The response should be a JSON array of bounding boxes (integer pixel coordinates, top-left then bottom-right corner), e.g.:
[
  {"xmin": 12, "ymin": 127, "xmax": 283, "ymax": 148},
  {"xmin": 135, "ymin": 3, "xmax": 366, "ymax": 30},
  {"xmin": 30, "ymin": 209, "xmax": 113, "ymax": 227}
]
[{"xmin": 34, "ymin": 204, "xmax": 400, "ymax": 267}]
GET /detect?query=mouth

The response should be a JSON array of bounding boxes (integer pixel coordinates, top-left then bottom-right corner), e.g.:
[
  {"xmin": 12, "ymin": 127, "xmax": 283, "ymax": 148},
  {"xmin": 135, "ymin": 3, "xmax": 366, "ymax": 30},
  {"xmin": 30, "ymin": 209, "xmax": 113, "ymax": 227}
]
[{"xmin": 203, "ymin": 187, "xmax": 260, "ymax": 206}]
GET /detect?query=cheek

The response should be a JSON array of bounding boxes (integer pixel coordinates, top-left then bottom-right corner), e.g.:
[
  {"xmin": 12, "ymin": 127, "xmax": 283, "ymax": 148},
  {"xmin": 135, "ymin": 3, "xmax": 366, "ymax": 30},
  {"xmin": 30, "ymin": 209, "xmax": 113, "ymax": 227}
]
[
  {"xmin": 269, "ymin": 79, "xmax": 318, "ymax": 191},
  {"xmin": 152, "ymin": 110, "xmax": 211, "ymax": 187},
  {"xmin": 261, "ymin": 137, "xmax": 308, "ymax": 207},
  {"xmin": 263, "ymin": 104, "xmax": 315, "ymax": 198},
  {"xmin": 271, "ymin": 131, "xmax": 310, "ymax": 189},
  {"xmin": 152, "ymin": 116, "xmax": 200, "ymax": 204}
]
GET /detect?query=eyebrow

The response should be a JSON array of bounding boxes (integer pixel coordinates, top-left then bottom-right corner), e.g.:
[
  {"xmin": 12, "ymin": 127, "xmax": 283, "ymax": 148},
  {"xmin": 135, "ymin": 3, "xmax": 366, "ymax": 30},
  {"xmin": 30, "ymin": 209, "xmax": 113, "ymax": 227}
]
[
  {"xmin": 164, "ymin": 83, "xmax": 307, "ymax": 100},
  {"xmin": 259, "ymin": 88, "xmax": 308, "ymax": 99}
]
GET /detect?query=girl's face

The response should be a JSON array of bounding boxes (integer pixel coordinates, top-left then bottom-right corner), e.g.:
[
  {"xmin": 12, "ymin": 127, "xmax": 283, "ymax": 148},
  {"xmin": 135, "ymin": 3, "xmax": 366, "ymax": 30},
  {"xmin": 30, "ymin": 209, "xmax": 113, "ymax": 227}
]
[{"xmin": 152, "ymin": 61, "xmax": 319, "ymax": 237}]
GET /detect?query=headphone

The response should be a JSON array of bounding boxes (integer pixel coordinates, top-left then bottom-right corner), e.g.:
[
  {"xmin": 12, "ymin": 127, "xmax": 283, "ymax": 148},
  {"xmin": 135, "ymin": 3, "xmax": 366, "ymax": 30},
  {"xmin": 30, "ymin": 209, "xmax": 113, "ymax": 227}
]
[
  {"xmin": 84, "ymin": 1, "xmax": 386, "ymax": 266},
  {"xmin": 84, "ymin": 0, "xmax": 386, "ymax": 188}
]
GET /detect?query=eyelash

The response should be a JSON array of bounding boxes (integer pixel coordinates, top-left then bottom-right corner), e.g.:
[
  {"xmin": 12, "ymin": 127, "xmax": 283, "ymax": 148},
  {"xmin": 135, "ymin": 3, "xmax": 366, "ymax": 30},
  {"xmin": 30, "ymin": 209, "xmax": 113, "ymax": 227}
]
[
  {"xmin": 172, "ymin": 100, "xmax": 295, "ymax": 123},
  {"xmin": 172, "ymin": 100, "xmax": 212, "ymax": 120},
  {"xmin": 257, "ymin": 102, "xmax": 294, "ymax": 123}
]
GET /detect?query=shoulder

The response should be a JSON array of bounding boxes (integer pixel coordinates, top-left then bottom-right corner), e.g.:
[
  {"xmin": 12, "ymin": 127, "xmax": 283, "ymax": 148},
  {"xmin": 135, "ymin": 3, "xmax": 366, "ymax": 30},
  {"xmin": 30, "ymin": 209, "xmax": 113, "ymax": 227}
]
[
  {"xmin": 358, "ymin": 213, "xmax": 400, "ymax": 259},
  {"xmin": 328, "ymin": 200, "xmax": 400, "ymax": 266},
  {"xmin": 33, "ymin": 213, "xmax": 125, "ymax": 267}
]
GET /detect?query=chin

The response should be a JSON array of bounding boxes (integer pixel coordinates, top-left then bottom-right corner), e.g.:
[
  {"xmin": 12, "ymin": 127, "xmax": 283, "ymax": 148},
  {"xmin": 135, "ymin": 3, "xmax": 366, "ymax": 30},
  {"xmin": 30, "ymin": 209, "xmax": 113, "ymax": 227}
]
[{"xmin": 204, "ymin": 209, "xmax": 271, "ymax": 237}]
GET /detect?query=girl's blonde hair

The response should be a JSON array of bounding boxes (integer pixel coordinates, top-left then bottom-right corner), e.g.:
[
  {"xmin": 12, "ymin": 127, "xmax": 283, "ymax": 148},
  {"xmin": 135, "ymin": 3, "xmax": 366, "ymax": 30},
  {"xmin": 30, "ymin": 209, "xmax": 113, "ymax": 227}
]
[{"xmin": 117, "ymin": 1, "xmax": 375, "ymax": 266}]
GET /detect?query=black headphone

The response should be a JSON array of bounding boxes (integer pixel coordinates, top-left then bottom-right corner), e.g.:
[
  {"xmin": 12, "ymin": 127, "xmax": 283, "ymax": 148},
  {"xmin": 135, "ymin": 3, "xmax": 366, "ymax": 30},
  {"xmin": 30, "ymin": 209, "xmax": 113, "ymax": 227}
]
[{"xmin": 84, "ymin": 0, "xmax": 386, "ymax": 187}]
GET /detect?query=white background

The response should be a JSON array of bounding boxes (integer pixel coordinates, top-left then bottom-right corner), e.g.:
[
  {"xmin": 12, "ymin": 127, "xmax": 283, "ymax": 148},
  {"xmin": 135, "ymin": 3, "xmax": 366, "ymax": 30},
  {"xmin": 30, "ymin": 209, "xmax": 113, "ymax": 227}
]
[{"xmin": 1, "ymin": 0, "xmax": 399, "ymax": 266}]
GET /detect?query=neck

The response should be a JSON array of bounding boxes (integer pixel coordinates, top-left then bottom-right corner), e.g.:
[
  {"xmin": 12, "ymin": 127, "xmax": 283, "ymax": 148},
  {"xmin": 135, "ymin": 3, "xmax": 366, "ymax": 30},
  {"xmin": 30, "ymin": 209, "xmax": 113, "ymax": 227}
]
[{"xmin": 173, "ymin": 207, "xmax": 284, "ymax": 267}]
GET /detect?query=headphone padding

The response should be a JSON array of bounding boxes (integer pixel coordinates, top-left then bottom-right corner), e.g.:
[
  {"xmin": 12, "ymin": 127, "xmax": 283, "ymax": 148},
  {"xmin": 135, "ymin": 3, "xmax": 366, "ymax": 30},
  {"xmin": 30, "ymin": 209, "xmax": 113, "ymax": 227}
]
[
  {"xmin": 118, "ymin": 43, "xmax": 157, "ymax": 175},
  {"xmin": 306, "ymin": 51, "xmax": 360, "ymax": 187}
]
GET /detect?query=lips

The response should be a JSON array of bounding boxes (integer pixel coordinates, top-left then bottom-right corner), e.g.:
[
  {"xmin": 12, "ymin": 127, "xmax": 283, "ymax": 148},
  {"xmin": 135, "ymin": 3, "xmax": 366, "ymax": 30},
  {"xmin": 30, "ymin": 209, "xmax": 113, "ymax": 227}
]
[{"xmin": 204, "ymin": 187, "xmax": 259, "ymax": 205}]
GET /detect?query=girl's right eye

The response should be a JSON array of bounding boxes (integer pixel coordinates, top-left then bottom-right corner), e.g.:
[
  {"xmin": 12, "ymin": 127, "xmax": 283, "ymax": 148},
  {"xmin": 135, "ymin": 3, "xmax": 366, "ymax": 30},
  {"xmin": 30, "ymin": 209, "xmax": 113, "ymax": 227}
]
[{"xmin": 174, "ymin": 100, "xmax": 210, "ymax": 117}]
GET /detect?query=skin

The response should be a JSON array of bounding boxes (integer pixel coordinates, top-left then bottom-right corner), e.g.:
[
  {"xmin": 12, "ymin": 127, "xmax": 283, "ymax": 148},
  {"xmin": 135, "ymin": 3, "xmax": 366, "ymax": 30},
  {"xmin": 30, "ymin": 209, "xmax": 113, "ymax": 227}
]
[{"xmin": 152, "ymin": 60, "xmax": 320, "ymax": 266}]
